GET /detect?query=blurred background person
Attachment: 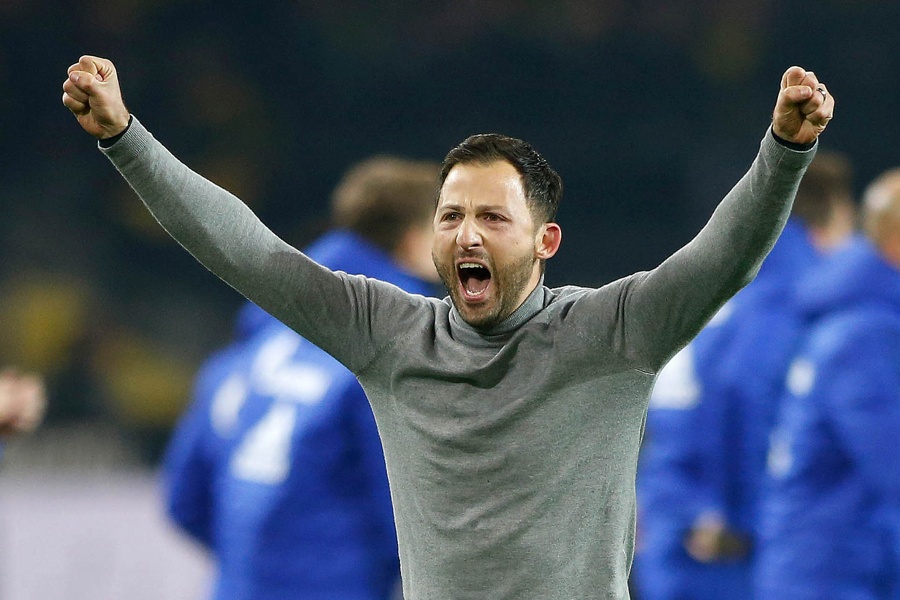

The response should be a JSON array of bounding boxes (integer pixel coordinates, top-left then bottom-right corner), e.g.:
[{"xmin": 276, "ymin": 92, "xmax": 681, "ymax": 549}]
[
  {"xmin": 756, "ymin": 167, "xmax": 900, "ymax": 600},
  {"xmin": 162, "ymin": 155, "xmax": 441, "ymax": 600},
  {"xmin": 633, "ymin": 150, "xmax": 857, "ymax": 600},
  {"xmin": 0, "ymin": 368, "xmax": 47, "ymax": 438}
]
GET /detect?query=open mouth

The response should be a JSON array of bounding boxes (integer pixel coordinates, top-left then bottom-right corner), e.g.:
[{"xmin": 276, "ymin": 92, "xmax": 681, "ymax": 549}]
[{"xmin": 457, "ymin": 261, "xmax": 492, "ymax": 301}]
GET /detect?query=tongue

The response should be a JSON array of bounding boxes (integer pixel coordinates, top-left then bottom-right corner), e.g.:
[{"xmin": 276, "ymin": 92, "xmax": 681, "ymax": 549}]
[{"xmin": 465, "ymin": 276, "xmax": 490, "ymax": 295}]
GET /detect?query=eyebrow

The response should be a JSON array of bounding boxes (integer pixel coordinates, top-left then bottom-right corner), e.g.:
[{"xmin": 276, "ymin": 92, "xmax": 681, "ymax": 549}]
[{"xmin": 436, "ymin": 203, "xmax": 509, "ymax": 213}]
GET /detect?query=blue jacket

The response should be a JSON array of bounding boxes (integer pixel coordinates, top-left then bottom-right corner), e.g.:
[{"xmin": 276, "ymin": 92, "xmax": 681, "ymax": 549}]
[
  {"xmin": 638, "ymin": 219, "xmax": 819, "ymax": 532},
  {"xmin": 163, "ymin": 230, "xmax": 438, "ymax": 600},
  {"xmin": 756, "ymin": 237, "xmax": 900, "ymax": 600},
  {"xmin": 635, "ymin": 220, "xmax": 820, "ymax": 598}
]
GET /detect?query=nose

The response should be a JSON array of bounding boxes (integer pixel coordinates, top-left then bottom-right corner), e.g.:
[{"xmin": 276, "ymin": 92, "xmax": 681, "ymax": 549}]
[{"xmin": 456, "ymin": 217, "xmax": 482, "ymax": 249}]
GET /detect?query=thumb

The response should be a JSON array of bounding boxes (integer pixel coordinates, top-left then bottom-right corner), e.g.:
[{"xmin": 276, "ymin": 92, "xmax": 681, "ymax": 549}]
[
  {"xmin": 68, "ymin": 70, "xmax": 104, "ymax": 96},
  {"xmin": 781, "ymin": 66, "xmax": 807, "ymax": 90}
]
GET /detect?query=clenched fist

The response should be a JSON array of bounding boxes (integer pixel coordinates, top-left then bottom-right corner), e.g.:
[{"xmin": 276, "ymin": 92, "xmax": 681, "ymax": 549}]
[
  {"xmin": 62, "ymin": 55, "xmax": 131, "ymax": 139},
  {"xmin": 772, "ymin": 66, "xmax": 834, "ymax": 145}
]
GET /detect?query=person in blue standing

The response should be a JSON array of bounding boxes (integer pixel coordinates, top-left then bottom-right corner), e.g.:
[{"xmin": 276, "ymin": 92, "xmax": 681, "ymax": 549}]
[
  {"xmin": 162, "ymin": 156, "xmax": 442, "ymax": 600},
  {"xmin": 756, "ymin": 167, "xmax": 900, "ymax": 600},
  {"xmin": 633, "ymin": 151, "xmax": 857, "ymax": 600}
]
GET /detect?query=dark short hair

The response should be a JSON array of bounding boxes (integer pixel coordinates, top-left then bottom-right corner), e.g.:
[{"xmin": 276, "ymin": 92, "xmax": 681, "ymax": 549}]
[
  {"xmin": 793, "ymin": 150, "xmax": 854, "ymax": 228},
  {"xmin": 440, "ymin": 134, "xmax": 563, "ymax": 225},
  {"xmin": 331, "ymin": 156, "xmax": 441, "ymax": 253}
]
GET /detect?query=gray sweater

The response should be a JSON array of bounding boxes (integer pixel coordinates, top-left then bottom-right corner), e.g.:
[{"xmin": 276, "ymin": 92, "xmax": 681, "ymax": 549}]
[{"xmin": 102, "ymin": 119, "xmax": 814, "ymax": 599}]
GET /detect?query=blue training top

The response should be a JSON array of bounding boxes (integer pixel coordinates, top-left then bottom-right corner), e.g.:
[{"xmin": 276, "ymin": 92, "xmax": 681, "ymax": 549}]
[
  {"xmin": 163, "ymin": 229, "xmax": 438, "ymax": 600},
  {"xmin": 635, "ymin": 219, "xmax": 821, "ymax": 600},
  {"xmin": 757, "ymin": 237, "xmax": 900, "ymax": 600},
  {"xmin": 638, "ymin": 219, "xmax": 820, "ymax": 534}
]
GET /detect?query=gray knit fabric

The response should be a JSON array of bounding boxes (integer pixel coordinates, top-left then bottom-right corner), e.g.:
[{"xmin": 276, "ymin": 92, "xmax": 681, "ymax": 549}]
[{"xmin": 102, "ymin": 119, "xmax": 814, "ymax": 599}]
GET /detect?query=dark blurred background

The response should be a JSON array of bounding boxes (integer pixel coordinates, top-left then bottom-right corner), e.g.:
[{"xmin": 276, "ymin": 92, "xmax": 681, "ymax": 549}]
[{"xmin": 2, "ymin": 0, "xmax": 898, "ymax": 466}]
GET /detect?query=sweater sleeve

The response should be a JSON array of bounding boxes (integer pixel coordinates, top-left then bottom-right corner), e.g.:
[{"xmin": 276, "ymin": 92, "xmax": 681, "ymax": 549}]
[
  {"xmin": 99, "ymin": 117, "xmax": 419, "ymax": 373},
  {"xmin": 581, "ymin": 129, "xmax": 816, "ymax": 373}
]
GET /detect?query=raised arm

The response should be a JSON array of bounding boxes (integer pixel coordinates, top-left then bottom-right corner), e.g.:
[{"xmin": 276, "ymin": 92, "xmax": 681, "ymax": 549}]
[
  {"xmin": 619, "ymin": 67, "xmax": 833, "ymax": 371},
  {"xmin": 62, "ymin": 56, "xmax": 418, "ymax": 372}
]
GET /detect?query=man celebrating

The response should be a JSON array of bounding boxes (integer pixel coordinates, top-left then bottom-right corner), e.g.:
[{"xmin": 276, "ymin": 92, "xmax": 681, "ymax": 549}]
[{"xmin": 63, "ymin": 55, "xmax": 833, "ymax": 599}]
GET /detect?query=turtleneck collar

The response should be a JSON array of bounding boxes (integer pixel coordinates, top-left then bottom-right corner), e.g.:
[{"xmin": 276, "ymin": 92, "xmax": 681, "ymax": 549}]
[{"xmin": 447, "ymin": 278, "xmax": 549, "ymax": 346}]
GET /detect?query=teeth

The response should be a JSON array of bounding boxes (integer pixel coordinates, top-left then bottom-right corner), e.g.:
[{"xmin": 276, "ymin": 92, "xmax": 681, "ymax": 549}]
[{"xmin": 459, "ymin": 263, "xmax": 482, "ymax": 269}]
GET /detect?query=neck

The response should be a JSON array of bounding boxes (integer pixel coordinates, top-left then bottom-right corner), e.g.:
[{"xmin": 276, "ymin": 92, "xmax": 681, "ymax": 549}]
[{"xmin": 879, "ymin": 235, "xmax": 900, "ymax": 269}]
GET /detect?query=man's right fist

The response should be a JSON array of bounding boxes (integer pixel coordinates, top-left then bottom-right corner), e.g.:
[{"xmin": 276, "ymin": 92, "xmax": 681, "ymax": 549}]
[{"xmin": 62, "ymin": 55, "xmax": 131, "ymax": 139}]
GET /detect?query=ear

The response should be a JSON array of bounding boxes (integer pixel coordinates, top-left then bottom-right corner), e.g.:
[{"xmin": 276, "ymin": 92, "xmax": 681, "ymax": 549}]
[
  {"xmin": 883, "ymin": 230, "xmax": 900, "ymax": 269},
  {"xmin": 535, "ymin": 222, "xmax": 562, "ymax": 260}
]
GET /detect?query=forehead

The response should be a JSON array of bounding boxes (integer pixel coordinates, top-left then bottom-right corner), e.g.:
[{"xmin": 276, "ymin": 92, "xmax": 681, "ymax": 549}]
[{"xmin": 438, "ymin": 160, "xmax": 527, "ymax": 210}]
